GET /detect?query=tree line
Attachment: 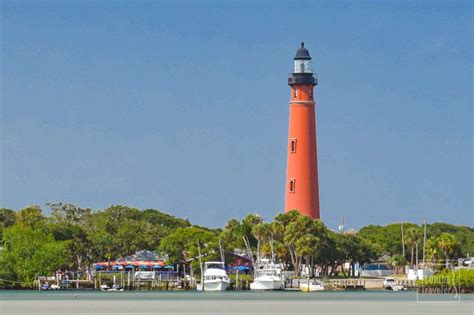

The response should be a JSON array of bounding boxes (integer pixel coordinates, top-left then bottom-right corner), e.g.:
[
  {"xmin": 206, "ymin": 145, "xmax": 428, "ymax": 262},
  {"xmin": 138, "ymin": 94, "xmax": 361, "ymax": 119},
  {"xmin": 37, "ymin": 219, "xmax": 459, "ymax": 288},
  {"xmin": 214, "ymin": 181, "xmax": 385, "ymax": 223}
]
[{"xmin": 0, "ymin": 204, "xmax": 471, "ymax": 287}]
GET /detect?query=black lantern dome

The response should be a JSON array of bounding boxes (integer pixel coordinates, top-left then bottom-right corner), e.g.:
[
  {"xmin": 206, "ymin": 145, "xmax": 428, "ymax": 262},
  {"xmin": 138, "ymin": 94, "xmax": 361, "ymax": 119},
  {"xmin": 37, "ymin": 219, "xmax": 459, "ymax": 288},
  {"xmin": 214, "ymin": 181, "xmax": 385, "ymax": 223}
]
[
  {"xmin": 294, "ymin": 42, "xmax": 311, "ymax": 60},
  {"xmin": 288, "ymin": 42, "xmax": 317, "ymax": 86}
]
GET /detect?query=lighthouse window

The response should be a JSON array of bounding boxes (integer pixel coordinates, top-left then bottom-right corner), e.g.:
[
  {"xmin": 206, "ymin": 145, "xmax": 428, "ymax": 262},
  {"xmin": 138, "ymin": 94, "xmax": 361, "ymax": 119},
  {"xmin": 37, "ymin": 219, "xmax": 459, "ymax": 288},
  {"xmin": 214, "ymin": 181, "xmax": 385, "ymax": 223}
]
[
  {"xmin": 289, "ymin": 179, "xmax": 295, "ymax": 193},
  {"xmin": 309, "ymin": 89, "xmax": 312, "ymax": 99},
  {"xmin": 294, "ymin": 89, "xmax": 298, "ymax": 98},
  {"xmin": 290, "ymin": 138, "xmax": 297, "ymax": 153}
]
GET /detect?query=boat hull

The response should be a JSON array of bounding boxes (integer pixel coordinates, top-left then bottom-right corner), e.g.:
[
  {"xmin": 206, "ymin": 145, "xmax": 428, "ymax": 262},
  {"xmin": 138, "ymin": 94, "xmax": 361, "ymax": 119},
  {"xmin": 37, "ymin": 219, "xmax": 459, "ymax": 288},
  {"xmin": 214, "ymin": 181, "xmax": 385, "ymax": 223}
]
[
  {"xmin": 197, "ymin": 280, "xmax": 229, "ymax": 292},
  {"xmin": 250, "ymin": 278, "xmax": 284, "ymax": 290},
  {"xmin": 300, "ymin": 283, "xmax": 324, "ymax": 292}
]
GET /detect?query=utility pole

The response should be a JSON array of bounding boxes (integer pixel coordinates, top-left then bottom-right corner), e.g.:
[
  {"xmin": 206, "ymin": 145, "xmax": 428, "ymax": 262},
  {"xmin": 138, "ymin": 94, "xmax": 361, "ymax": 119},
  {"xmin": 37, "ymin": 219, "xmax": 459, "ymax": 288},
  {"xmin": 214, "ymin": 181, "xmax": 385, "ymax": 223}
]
[
  {"xmin": 422, "ymin": 219, "xmax": 427, "ymax": 266},
  {"xmin": 401, "ymin": 222, "xmax": 405, "ymax": 258},
  {"xmin": 197, "ymin": 241, "xmax": 204, "ymax": 292},
  {"xmin": 415, "ymin": 241, "xmax": 419, "ymax": 271}
]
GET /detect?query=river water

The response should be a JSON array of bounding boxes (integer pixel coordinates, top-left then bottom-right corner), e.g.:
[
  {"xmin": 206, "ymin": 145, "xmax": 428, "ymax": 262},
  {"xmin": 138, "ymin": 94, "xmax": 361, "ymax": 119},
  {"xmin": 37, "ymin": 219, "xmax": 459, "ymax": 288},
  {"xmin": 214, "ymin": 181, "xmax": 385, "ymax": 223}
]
[{"xmin": 1, "ymin": 290, "xmax": 472, "ymax": 314}]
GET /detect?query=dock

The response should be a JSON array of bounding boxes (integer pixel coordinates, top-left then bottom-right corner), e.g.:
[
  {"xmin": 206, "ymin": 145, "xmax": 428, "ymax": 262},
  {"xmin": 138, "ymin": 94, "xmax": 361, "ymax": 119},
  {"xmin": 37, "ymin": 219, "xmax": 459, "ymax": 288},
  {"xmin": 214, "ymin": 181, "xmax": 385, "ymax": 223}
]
[{"xmin": 330, "ymin": 279, "xmax": 366, "ymax": 290}]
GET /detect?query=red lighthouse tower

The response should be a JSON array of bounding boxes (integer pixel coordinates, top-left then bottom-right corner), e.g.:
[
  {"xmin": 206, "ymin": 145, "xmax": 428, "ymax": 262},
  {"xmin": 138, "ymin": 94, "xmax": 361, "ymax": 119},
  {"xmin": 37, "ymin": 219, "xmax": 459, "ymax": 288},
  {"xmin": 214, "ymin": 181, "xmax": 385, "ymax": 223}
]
[{"xmin": 285, "ymin": 43, "xmax": 320, "ymax": 219}]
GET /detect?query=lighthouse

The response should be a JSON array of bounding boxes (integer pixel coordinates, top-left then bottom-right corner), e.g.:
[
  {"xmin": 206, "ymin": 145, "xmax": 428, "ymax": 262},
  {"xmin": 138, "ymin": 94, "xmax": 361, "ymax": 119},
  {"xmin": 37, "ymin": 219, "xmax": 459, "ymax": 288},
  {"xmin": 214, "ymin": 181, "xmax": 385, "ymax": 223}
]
[{"xmin": 285, "ymin": 42, "xmax": 320, "ymax": 219}]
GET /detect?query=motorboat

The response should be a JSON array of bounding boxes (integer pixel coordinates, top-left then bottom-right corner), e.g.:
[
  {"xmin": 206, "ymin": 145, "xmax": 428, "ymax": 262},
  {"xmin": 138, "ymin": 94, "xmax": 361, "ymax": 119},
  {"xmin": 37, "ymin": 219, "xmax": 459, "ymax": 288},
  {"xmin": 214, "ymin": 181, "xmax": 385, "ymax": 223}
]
[
  {"xmin": 383, "ymin": 277, "xmax": 396, "ymax": 289},
  {"xmin": 300, "ymin": 278, "xmax": 325, "ymax": 292},
  {"xmin": 100, "ymin": 284, "xmax": 124, "ymax": 291},
  {"xmin": 383, "ymin": 277, "xmax": 405, "ymax": 291},
  {"xmin": 197, "ymin": 262, "xmax": 230, "ymax": 291},
  {"xmin": 50, "ymin": 284, "xmax": 61, "ymax": 290},
  {"xmin": 250, "ymin": 258, "xmax": 284, "ymax": 290},
  {"xmin": 391, "ymin": 283, "xmax": 406, "ymax": 291}
]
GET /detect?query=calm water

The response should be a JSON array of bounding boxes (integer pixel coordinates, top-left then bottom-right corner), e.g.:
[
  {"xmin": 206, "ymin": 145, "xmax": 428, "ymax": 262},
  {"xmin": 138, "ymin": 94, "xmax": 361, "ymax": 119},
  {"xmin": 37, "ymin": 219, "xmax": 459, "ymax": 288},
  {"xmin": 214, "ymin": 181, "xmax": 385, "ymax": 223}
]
[
  {"xmin": 1, "ymin": 290, "xmax": 473, "ymax": 314},
  {"xmin": 1, "ymin": 290, "xmax": 472, "ymax": 301}
]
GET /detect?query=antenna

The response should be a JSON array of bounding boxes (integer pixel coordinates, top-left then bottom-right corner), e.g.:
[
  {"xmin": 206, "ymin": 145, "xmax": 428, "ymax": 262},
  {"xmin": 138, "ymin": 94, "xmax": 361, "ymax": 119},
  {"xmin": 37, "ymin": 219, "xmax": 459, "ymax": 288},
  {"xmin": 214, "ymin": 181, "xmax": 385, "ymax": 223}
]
[{"xmin": 338, "ymin": 214, "xmax": 345, "ymax": 233}]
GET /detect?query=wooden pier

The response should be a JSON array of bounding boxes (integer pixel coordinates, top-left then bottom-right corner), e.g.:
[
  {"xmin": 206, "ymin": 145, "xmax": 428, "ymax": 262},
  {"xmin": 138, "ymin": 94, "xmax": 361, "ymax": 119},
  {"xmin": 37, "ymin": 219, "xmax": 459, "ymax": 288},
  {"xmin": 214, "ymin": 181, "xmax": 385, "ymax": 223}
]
[{"xmin": 330, "ymin": 279, "xmax": 366, "ymax": 290}]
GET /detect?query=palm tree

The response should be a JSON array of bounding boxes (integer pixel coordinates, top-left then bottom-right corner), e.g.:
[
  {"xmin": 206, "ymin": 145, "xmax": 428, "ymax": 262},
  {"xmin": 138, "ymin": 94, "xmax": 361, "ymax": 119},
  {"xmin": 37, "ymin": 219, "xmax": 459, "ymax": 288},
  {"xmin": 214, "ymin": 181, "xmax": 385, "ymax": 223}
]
[
  {"xmin": 273, "ymin": 211, "xmax": 302, "ymax": 275},
  {"xmin": 388, "ymin": 254, "xmax": 407, "ymax": 274},
  {"xmin": 425, "ymin": 236, "xmax": 441, "ymax": 263},
  {"xmin": 284, "ymin": 215, "xmax": 325, "ymax": 277},
  {"xmin": 404, "ymin": 227, "xmax": 421, "ymax": 267},
  {"xmin": 251, "ymin": 223, "xmax": 272, "ymax": 261},
  {"xmin": 437, "ymin": 233, "xmax": 460, "ymax": 267}
]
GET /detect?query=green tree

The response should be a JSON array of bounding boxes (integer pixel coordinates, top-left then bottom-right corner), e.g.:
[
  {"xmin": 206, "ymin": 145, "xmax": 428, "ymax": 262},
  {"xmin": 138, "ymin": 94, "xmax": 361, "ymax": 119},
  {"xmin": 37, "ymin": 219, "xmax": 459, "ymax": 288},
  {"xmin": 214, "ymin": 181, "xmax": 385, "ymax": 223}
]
[
  {"xmin": 427, "ymin": 223, "xmax": 473, "ymax": 257},
  {"xmin": 0, "ymin": 208, "xmax": 16, "ymax": 228},
  {"xmin": 87, "ymin": 214, "xmax": 119, "ymax": 263},
  {"xmin": 219, "ymin": 218, "xmax": 245, "ymax": 252},
  {"xmin": 350, "ymin": 236, "xmax": 376, "ymax": 276},
  {"xmin": 116, "ymin": 219, "xmax": 152, "ymax": 256},
  {"xmin": 426, "ymin": 236, "xmax": 441, "ymax": 262},
  {"xmin": 388, "ymin": 254, "xmax": 407, "ymax": 274},
  {"xmin": 16, "ymin": 206, "xmax": 44, "ymax": 228},
  {"xmin": 47, "ymin": 202, "xmax": 91, "ymax": 225},
  {"xmin": 0, "ymin": 226, "xmax": 70, "ymax": 286},
  {"xmin": 283, "ymin": 214, "xmax": 329, "ymax": 277},
  {"xmin": 358, "ymin": 222, "xmax": 473, "ymax": 263},
  {"xmin": 251, "ymin": 222, "xmax": 272, "ymax": 258},
  {"xmin": 404, "ymin": 226, "xmax": 422, "ymax": 266},
  {"xmin": 437, "ymin": 233, "xmax": 460, "ymax": 263},
  {"xmin": 46, "ymin": 203, "xmax": 93, "ymax": 270},
  {"xmin": 0, "ymin": 208, "xmax": 16, "ymax": 241},
  {"xmin": 141, "ymin": 208, "xmax": 191, "ymax": 229},
  {"xmin": 274, "ymin": 211, "xmax": 302, "ymax": 274},
  {"xmin": 240, "ymin": 213, "xmax": 263, "ymax": 248},
  {"xmin": 159, "ymin": 226, "xmax": 219, "ymax": 274}
]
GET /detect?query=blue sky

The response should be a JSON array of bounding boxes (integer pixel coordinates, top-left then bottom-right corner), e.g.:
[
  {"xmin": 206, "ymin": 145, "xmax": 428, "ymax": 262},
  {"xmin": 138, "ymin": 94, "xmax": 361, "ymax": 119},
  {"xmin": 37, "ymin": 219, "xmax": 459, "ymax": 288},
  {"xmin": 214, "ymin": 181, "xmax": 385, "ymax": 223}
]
[{"xmin": 1, "ymin": 1, "xmax": 472, "ymax": 229}]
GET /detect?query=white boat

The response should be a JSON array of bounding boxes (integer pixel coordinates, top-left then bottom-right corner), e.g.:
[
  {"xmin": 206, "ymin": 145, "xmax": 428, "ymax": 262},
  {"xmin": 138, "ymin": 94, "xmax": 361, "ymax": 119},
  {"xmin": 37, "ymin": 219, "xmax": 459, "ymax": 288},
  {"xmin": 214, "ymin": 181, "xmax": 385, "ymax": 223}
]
[
  {"xmin": 383, "ymin": 277, "xmax": 406, "ymax": 291},
  {"xmin": 383, "ymin": 277, "xmax": 396, "ymax": 289},
  {"xmin": 300, "ymin": 279, "xmax": 325, "ymax": 292},
  {"xmin": 100, "ymin": 284, "xmax": 124, "ymax": 291},
  {"xmin": 250, "ymin": 258, "xmax": 284, "ymax": 290},
  {"xmin": 391, "ymin": 284, "xmax": 406, "ymax": 291},
  {"xmin": 50, "ymin": 284, "xmax": 61, "ymax": 290},
  {"xmin": 197, "ymin": 262, "xmax": 230, "ymax": 291}
]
